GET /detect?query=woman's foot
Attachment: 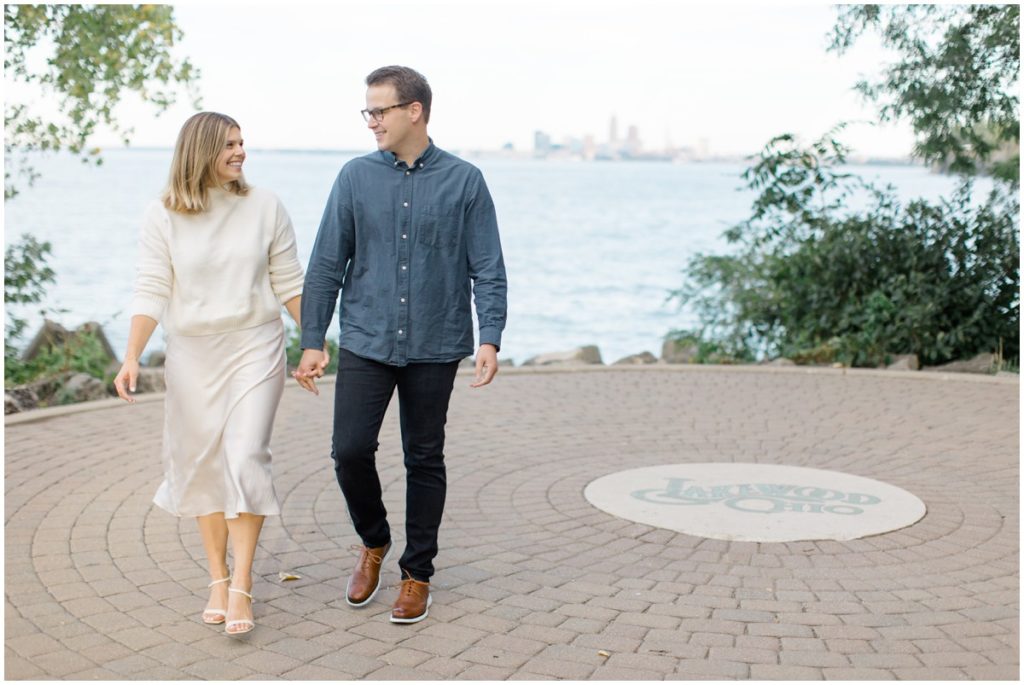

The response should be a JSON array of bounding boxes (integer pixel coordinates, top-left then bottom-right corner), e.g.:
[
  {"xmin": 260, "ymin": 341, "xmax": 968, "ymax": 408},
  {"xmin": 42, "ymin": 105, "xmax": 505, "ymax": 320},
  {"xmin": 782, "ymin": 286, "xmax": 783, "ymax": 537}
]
[
  {"xmin": 225, "ymin": 578, "xmax": 254, "ymax": 636},
  {"xmin": 202, "ymin": 575, "xmax": 231, "ymax": 624}
]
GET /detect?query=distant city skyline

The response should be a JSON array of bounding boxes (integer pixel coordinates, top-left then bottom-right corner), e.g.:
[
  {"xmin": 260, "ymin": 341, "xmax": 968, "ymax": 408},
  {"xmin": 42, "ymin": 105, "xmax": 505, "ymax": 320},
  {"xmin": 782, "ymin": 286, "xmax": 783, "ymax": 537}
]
[
  {"xmin": 530, "ymin": 113, "xmax": 910, "ymax": 163},
  {"xmin": 9, "ymin": 3, "xmax": 919, "ymax": 159}
]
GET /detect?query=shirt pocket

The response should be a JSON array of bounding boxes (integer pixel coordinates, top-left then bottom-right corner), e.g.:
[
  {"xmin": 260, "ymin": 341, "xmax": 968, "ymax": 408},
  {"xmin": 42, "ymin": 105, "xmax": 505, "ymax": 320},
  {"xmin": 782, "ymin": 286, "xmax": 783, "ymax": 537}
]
[{"xmin": 418, "ymin": 202, "xmax": 461, "ymax": 249}]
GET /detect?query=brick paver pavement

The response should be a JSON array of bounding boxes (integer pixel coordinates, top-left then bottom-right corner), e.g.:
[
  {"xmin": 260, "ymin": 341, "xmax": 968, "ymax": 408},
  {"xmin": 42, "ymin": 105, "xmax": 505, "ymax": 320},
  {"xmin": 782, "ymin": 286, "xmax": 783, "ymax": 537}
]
[{"xmin": 5, "ymin": 365, "xmax": 1019, "ymax": 680}]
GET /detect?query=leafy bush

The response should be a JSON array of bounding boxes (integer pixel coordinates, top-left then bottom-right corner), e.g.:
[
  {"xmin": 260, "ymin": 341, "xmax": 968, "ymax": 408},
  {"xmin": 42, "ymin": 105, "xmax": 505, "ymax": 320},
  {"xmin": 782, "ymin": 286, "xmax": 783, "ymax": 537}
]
[
  {"xmin": 671, "ymin": 132, "xmax": 1019, "ymax": 368},
  {"xmin": 12, "ymin": 329, "xmax": 117, "ymax": 386},
  {"xmin": 664, "ymin": 328, "xmax": 754, "ymax": 365},
  {"xmin": 5, "ymin": 234, "xmax": 118, "ymax": 387},
  {"xmin": 5, "ymin": 235, "xmax": 54, "ymax": 341}
]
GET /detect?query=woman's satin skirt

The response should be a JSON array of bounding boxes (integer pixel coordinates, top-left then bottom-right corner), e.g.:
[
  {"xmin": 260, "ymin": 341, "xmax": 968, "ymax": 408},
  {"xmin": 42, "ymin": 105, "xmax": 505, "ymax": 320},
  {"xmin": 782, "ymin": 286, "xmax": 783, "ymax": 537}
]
[{"xmin": 153, "ymin": 318, "xmax": 285, "ymax": 519}]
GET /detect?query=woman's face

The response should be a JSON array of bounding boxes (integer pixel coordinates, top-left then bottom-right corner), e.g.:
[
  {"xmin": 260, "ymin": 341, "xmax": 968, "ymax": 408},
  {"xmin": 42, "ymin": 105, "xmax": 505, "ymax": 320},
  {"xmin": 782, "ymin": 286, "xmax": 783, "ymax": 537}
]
[{"xmin": 215, "ymin": 127, "xmax": 245, "ymax": 184}]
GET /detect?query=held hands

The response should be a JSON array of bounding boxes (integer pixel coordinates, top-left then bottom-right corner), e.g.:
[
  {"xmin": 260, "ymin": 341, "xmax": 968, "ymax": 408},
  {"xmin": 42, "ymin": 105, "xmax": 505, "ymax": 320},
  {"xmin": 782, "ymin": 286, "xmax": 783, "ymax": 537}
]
[
  {"xmin": 293, "ymin": 347, "xmax": 331, "ymax": 395},
  {"xmin": 471, "ymin": 344, "xmax": 499, "ymax": 388},
  {"xmin": 113, "ymin": 358, "xmax": 141, "ymax": 403}
]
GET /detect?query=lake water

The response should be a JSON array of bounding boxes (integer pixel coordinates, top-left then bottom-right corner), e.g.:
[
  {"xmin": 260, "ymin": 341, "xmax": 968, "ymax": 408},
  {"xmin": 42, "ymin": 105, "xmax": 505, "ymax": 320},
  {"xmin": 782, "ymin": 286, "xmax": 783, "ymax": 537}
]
[{"xmin": 4, "ymin": 149, "xmax": 972, "ymax": 364}]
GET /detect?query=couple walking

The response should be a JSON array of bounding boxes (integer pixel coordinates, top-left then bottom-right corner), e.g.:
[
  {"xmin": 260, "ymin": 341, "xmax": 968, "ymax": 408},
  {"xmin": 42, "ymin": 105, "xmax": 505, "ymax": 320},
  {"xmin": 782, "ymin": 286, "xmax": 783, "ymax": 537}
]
[{"xmin": 113, "ymin": 66, "xmax": 508, "ymax": 635}]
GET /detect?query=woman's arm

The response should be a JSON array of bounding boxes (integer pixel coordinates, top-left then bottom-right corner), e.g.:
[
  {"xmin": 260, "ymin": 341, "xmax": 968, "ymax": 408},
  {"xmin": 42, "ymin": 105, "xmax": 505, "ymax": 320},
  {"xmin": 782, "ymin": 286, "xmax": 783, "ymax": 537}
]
[
  {"xmin": 284, "ymin": 294, "xmax": 302, "ymax": 328},
  {"xmin": 113, "ymin": 314, "xmax": 158, "ymax": 403}
]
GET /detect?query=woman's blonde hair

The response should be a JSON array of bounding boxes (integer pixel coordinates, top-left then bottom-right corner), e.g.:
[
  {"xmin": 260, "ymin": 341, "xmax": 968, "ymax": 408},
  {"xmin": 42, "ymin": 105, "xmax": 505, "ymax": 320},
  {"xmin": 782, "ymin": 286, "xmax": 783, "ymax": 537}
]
[{"xmin": 162, "ymin": 112, "xmax": 249, "ymax": 214}]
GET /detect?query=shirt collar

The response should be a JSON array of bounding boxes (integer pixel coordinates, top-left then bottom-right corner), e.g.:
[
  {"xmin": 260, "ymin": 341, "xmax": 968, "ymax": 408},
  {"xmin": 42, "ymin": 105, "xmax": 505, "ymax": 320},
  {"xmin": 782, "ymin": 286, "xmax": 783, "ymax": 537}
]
[{"xmin": 382, "ymin": 138, "xmax": 437, "ymax": 170}]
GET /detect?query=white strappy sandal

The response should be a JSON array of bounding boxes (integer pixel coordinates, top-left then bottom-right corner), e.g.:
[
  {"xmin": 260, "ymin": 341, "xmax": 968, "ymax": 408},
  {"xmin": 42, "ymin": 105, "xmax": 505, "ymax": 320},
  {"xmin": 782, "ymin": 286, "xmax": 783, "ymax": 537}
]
[
  {"xmin": 202, "ymin": 576, "xmax": 231, "ymax": 624},
  {"xmin": 225, "ymin": 587, "xmax": 255, "ymax": 636}
]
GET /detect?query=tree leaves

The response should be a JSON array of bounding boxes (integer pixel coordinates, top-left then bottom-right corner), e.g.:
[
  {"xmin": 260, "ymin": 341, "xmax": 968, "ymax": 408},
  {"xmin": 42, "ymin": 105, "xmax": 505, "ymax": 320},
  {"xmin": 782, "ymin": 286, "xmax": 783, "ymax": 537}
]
[
  {"xmin": 4, "ymin": 4, "xmax": 201, "ymax": 199},
  {"xmin": 829, "ymin": 5, "xmax": 1019, "ymax": 185}
]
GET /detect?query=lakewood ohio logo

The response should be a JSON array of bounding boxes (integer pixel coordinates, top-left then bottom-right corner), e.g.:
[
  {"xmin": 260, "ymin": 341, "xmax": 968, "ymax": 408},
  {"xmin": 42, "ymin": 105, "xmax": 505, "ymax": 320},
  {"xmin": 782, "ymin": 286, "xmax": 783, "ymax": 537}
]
[
  {"xmin": 631, "ymin": 477, "xmax": 881, "ymax": 515},
  {"xmin": 584, "ymin": 463, "xmax": 927, "ymax": 542}
]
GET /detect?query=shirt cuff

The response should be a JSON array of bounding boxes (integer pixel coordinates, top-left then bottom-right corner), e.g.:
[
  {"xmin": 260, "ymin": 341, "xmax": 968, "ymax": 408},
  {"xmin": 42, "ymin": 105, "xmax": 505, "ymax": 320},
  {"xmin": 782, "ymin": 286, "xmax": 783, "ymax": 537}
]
[
  {"xmin": 479, "ymin": 326, "xmax": 502, "ymax": 351},
  {"xmin": 300, "ymin": 328, "xmax": 327, "ymax": 350}
]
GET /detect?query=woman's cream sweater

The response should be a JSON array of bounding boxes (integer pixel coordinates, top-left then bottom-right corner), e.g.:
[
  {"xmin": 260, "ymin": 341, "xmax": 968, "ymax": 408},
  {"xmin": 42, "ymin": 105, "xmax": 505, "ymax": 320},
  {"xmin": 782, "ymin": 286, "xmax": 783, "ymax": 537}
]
[{"xmin": 130, "ymin": 187, "xmax": 305, "ymax": 336}]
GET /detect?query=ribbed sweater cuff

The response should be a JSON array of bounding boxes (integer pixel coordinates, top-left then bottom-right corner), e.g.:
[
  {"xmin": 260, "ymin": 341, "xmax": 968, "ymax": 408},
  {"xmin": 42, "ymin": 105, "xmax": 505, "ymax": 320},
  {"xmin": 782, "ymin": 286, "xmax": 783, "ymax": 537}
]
[{"xmin": 130, "ymin": 296, "xmax": 166, "ymax": 323}]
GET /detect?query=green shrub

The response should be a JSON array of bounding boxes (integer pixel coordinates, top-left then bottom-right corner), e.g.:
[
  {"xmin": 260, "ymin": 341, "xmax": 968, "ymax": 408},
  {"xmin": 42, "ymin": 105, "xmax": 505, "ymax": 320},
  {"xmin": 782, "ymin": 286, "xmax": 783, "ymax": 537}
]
[
  {"xmin": 671, "ymin": 132, "xmax": 1019, "ymax": 368},
  {"xmin": 664, "ymin": 329, "xmax": 754, "ymax": 365},
  {"xmin": 5, "ymin": 234, "xmax": 55, "ymax": 382}
]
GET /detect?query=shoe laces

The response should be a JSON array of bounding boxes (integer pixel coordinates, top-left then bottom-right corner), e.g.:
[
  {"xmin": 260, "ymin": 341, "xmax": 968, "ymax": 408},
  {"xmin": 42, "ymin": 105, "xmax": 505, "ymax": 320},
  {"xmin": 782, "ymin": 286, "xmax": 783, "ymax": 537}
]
[
  {"xmin": 398, "ymin": 574, "xmax": 429, "ymax": 597},
  {"xmin": 349, "ymin": 544, "xmax": 385, "ymax": 569}
]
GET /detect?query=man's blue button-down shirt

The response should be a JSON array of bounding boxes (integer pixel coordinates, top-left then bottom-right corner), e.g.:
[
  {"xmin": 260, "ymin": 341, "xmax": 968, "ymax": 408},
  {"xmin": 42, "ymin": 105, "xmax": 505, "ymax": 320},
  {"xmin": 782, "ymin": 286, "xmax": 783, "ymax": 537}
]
[{"xmin": 300, "ymin": 141, "xmax": 508, "ymax": 366}]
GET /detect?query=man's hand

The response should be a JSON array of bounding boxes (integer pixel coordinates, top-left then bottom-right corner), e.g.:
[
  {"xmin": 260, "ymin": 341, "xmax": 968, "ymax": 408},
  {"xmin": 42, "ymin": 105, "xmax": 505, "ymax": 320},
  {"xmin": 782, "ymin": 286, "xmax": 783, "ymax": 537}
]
[
  {"xmin": 294, "ymin": 348, "xmax": 330, "ymax": 395},
  {"xmin": 470, "ymin": 344, "xmax": 499, "ymax": 388}
]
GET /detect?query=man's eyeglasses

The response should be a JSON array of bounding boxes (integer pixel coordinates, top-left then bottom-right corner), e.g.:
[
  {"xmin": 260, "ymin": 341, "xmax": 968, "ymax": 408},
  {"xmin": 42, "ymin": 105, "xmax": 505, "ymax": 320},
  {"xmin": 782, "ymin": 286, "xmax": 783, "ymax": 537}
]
[{"xmin": 361, "ymin": 102, "xmax": 413, "ymax": 123}]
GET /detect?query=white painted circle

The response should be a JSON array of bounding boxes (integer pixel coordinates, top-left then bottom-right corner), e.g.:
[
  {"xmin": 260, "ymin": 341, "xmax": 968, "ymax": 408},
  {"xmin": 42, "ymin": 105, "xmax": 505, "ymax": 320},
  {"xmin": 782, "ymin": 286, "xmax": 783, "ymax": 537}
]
[{"xmin": 584, "ymin": 463, "xmax": 927, "ymax": 542}]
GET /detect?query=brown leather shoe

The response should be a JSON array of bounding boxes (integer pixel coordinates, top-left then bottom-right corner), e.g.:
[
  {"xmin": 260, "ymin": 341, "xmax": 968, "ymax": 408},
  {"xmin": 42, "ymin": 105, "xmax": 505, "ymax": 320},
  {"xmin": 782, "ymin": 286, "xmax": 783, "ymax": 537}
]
[
  {"xmin": 345, "ymin": 541, "xmax": 391, "ymax": 607},
  {"xmin": 390, "ymin": 575, "xmax": 432, "ymax": 624}
]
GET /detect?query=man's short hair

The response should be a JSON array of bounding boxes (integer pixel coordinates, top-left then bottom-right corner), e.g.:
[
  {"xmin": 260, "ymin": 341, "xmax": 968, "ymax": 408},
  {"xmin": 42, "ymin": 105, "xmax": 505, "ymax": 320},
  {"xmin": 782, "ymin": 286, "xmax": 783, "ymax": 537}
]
[{"xmin": 366, "ymin": 66, "xmax": 432, "ymax": 123}]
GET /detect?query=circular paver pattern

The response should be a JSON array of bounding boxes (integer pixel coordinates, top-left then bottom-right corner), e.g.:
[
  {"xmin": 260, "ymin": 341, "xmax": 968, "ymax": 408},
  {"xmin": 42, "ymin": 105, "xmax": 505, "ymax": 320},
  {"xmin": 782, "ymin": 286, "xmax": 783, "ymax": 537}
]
[
  {"xmin": 584, "ymin": 463, "xmax": 928, "ymax": 542},
  {"xmin": 5, "ymin": 366, "xmax": 1019, "ymax": 680}
]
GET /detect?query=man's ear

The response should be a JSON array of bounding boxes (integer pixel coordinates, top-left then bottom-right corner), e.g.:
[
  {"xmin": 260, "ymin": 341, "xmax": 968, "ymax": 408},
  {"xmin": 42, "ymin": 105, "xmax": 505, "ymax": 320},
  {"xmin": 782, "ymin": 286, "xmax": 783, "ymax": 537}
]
[{"xmin": 408, "ymin": 101, "xmax": 424, "ymax": 123}]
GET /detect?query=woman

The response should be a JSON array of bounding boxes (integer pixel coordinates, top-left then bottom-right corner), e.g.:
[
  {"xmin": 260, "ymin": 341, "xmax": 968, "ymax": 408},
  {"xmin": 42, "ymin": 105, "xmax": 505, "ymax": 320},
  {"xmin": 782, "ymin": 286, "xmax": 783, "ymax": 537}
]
[{"xmin": 113, "ymin": 112, "xmax": 325, "ymax": 636}]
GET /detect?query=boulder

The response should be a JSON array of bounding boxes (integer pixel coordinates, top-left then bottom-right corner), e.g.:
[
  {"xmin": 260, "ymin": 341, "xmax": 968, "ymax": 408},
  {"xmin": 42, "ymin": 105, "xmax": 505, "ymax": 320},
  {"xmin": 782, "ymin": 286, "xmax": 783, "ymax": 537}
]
[
  {"xmin": 21, "ymin": 320, "xmax": 70, "ymax": 361},
  {"xmin": 79, "ymin": 321, "xmax": 117, "ymax": 361},
  {"xmin": 661, "ymin": 339, "xmax": 698, "ymax": 364},
  {"xmin": 885, "ymin": 354, "xmax": 920, "ymax": 371},
  {"xmin": 613, "ymin": 351, "xmax": 658, "ymax": 365},
  {"xmin": 522, "ymin": 345, "xmax": 603, "ymax": 366},
  {"xmin": 134, "ymin": 368, "xmax": 166, "ymax": 394},
  {"xmin": 57, "ymin": 373, "xmax": 111, "ymax": 404},
  {"xmin": 22, "ymin": 320, "xmax": 117, "ymax": 365},
  {"xmin": 922, "ymin": 353, "xmax": 997, "ymax": 375},
  {"xmin": 6, "ymin": 372, "xmax": 74, "ymax": 412},
  {"xmin": 5, "ymin": 387, "xmax": 38, "ymax": 414}
]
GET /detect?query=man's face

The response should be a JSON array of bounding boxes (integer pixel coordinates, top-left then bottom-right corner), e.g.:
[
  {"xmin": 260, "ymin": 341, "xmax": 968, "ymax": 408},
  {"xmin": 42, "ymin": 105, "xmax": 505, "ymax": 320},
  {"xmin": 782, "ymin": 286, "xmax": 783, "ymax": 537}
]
[{"xmin": 365, "ymin": 83, "xmax": 409, "ymax": 152}]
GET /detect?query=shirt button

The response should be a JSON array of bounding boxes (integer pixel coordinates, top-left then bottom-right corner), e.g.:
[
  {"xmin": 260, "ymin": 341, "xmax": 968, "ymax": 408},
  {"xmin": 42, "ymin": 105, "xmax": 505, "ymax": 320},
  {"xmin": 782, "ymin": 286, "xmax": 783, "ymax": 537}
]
[
  {"xmin": 398, "ymin": 329, "xmax": 404, "ymax": 335},
  {"xmin": 403, "ymin": 201, "xmax": 409, "ymax": 207},
  {"xmin": 419, "ymin": 163, "xmax": 423, "ymax": 168},
  {"xmin": 405, "ymin": 171, "xmax": 410, "ymax": 176},
  {"xmin": 400, "ymin": 297, "xmax": 406, "ymax": 303},
  {"xmin": 402, "ymin": 234, "xmax": 407, "ymax": 239},
  {"xmin": 401, "ymin": 264, "xmax": 407, "ymax": 270}
]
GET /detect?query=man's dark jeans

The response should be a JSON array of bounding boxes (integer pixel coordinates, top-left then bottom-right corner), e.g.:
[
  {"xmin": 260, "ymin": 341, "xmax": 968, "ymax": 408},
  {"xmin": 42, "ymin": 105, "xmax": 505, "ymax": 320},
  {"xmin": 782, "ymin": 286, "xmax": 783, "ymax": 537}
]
[{"xmin": 331, "ymin": 347, "xmax": 460, "ymax": 582}]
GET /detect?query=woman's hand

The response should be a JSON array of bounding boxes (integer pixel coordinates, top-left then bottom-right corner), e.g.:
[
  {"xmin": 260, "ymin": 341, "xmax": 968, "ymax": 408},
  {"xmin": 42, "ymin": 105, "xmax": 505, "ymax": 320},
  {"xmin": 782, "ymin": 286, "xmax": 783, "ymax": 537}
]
[{"xmin": 113, "ymin": 358, "xmax": 141, "ymax": 403}]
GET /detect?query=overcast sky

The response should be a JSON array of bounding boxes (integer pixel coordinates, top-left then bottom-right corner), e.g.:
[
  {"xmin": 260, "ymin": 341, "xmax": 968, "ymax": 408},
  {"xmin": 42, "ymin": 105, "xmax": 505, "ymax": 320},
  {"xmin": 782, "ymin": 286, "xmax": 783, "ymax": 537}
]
[{"xmin": 17, "ymin": 1, "xmax": 917, "ymax": 157}]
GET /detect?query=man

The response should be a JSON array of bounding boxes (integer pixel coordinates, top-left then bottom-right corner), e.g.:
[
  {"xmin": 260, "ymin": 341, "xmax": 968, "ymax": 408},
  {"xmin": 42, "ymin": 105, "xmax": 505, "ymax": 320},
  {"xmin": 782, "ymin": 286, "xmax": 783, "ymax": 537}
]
[{"xmin": 296, "ymin": 66, "xmax": 507, "ymax": 624}]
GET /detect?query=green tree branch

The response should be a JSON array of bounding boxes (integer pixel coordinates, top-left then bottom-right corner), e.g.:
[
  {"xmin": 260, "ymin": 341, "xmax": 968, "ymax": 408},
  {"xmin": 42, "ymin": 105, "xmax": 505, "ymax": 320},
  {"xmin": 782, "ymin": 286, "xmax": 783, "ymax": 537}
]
[
  {"xmin": 829, "ymin": 4, "xmax": 1019, "ymax": 184},
  {"xmin": 4, "ymin": 4, "xmax": 200, "ymax": 199}
]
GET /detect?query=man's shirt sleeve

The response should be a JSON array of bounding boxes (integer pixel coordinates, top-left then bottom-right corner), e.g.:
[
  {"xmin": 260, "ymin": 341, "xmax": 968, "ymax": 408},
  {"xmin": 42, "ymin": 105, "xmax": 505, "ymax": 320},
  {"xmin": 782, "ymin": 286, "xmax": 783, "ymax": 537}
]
[
  {"xmin": 465, "ymin": 171, "xmax": 508, "ymax": 350},
  {"xmin": 301, "ymin": 170, "xmax": 355, "ymax": 350}
]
